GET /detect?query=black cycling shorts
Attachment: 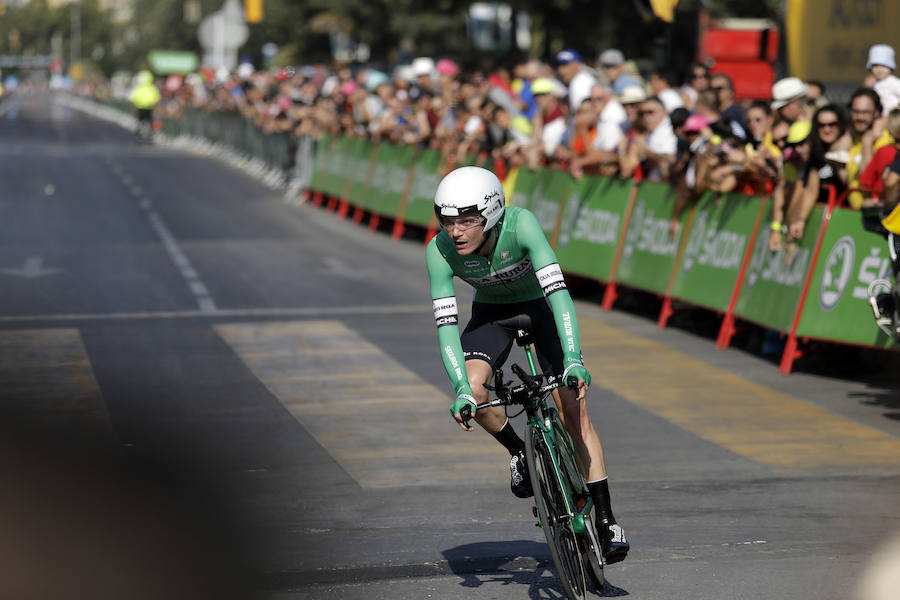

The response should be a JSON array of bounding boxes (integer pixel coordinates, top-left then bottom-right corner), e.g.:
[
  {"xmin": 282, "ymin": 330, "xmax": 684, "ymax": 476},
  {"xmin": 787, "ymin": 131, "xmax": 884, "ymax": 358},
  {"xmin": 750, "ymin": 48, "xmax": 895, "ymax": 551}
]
[
  {"xmin": 461, "ymin": 298, "xmax": 564, "ymax": 376},
  {"xmin": 137, "ymin": 109, "xmax": 153, "ymax": 122}
]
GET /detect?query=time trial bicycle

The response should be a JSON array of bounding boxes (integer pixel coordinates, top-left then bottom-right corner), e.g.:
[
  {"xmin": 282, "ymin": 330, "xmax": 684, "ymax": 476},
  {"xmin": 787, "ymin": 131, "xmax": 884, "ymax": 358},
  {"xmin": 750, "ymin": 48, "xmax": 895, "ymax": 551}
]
[{"xmin": 460, "ymin": 314, "xmax": 605, "ymax": 599}]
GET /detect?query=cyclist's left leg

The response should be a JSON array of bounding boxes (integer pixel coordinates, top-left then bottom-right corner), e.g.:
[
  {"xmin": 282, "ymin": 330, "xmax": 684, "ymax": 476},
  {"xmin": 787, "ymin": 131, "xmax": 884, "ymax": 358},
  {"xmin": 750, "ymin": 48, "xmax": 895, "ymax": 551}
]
[{"xmin": 530, "ymin": 300, "xmax": 630, "ymax": 563}]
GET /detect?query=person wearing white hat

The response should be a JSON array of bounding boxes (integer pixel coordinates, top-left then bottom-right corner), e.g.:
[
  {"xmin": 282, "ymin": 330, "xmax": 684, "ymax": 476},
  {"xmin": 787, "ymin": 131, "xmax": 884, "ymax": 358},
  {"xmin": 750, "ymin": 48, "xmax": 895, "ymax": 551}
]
[
  {"xmin": 412, "ymin": 57, "xmax": 436, "ymax": 94},
  {"xmin": 867, "ymin": 44, "xmax": 900, "ymax": 115},
  {"xmin": 771, "ymin": 77, "xmax": 810, "ymax": 124},
  {"xmin": 617, "ymin": 85, "xmax": 647, "ymax": 136}
]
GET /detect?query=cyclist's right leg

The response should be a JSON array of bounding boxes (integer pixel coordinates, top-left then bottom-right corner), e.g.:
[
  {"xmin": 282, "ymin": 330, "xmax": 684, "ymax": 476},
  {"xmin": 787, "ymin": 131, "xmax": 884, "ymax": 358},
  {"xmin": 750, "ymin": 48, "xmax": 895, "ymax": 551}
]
[
  {"xmin": 465, "ymin": 358, "xmax": 505, "ymax": 432},
  {"xmin": 464, "ymin": 357, "xmax": 533, "ymax": 498},
  {"xmin": 461, "ymin": 302, "xmax": 531, "ymax": 497}
]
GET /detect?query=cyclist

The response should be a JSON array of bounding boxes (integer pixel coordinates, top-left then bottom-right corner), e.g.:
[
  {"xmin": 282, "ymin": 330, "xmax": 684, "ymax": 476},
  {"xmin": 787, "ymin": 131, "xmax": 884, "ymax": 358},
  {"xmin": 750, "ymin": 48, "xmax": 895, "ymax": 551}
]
[
  {"xmin": 129, "ymin": 70, "xmax": 160, "ymax": 142},
  {"xmin": 426, "ymin": 166, "xmax": 629, "ymax": 564}
]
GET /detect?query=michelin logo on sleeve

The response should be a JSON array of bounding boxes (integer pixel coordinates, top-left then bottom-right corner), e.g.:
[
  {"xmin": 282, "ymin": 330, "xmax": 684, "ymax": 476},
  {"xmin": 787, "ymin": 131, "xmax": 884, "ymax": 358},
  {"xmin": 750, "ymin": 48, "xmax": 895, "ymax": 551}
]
[
  {"xmin": 536, "ymin": 263, "xmax": 567, "ymax": 296},
  {"xmin": 433, "ymin": 296, "xmax": 459, "ymax": 327}
]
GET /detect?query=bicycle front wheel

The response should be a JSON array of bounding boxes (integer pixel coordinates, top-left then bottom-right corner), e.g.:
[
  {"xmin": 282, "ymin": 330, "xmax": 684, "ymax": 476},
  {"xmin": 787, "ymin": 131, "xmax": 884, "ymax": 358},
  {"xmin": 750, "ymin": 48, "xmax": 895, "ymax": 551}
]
[{"xmin": 526, "ymin": 424, "xmax": 586, "ymax": 600}]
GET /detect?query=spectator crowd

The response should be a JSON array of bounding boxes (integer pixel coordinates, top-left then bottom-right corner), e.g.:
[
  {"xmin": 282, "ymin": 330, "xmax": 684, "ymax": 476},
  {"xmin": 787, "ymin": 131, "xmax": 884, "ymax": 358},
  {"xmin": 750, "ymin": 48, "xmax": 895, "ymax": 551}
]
[{"xmin": 86, "ymin": 42, "xmax": 900, "ymax": 243}]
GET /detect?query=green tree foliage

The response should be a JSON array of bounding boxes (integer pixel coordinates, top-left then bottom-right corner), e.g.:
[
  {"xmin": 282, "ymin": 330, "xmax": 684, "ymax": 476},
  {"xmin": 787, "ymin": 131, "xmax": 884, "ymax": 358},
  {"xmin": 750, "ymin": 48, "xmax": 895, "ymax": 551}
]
[{"xmin": 0, "ymin": 0, "xmax": 784, "ymax": 78}]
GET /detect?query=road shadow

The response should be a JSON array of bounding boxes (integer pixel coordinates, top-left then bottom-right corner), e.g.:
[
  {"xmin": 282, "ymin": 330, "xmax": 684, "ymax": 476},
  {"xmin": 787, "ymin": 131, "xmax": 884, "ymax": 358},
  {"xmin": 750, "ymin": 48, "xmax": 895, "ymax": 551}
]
[
  {"xmin": 851, "ymin": 389, "xmax": 900, "ymax": 421},
  {"xmin": 442, "ymin": 540, "xmax": 628, "ymax": 598}
]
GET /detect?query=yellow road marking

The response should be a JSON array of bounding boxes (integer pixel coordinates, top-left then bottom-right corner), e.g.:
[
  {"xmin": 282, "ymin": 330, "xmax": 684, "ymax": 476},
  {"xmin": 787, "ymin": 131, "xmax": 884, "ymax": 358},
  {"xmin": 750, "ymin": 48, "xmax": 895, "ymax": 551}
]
[
  {"xmin": 216, "ymin": 320, "xmax": 507, "ymax": 488},
  {"xmin": 578, "ymin": 315, "xmax": 900, "ymax": 472},
  {"xmin": 0, "ymin": 329, "xmax": 115, "ymax": 441}
]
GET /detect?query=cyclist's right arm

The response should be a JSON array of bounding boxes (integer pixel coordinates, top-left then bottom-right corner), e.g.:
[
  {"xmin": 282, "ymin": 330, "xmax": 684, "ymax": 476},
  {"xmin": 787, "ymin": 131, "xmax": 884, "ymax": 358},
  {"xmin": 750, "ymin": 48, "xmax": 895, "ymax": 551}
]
[{"xmin": 425, "ymin": 239, "xmax": 476, "ymax": 418}]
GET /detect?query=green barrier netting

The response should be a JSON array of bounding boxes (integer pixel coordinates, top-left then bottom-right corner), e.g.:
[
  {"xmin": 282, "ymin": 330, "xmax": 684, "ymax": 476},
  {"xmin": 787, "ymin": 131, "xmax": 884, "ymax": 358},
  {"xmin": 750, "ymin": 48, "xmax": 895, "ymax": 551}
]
[
  {"xmin": 162, "ymin": 109, "xmax": 293, "ymax": 174},
  {"xmin": 404, "ymin": 149, "xmax": 444, "ymax": 227},
  {"xmin": 668, "ymin": 192, "xmax": 765, "ymax": 313},
  {"xmin": 308, "ymin": 134, "xmax": 332, "ymax": 193},
  {"xmin": 795, "ymin": 207, "xmax": 897, "ymax": 348},
  {"xmin": 554, "ymin": 176, "xmax": 634, "ymax": 282},
  {"xmin": 614, "ymin": 181, "xmax": 686, "ymax": 296},
  {"xmin": 734, "ymin": 203, "xmax": 825, "ymax": 332}
]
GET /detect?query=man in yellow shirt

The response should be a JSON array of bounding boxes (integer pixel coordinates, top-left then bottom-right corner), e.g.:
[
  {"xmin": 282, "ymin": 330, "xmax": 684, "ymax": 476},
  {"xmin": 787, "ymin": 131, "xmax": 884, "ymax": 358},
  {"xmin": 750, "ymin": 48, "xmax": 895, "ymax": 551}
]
[
  {"xmin": 847, "ymin": 88, "xmax": 894, "ymax": 209},
  {"xmin": 129, "ymin": 70, "xmax": 160, "ymax": 142}
]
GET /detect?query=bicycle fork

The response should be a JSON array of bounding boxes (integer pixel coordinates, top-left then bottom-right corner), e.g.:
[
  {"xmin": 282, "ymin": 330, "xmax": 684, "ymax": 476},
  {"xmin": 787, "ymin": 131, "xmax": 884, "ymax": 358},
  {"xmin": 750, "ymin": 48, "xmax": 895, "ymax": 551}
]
[{"xmin": 531, "ymin": 423, "xmax": 595, "ymax": 536}]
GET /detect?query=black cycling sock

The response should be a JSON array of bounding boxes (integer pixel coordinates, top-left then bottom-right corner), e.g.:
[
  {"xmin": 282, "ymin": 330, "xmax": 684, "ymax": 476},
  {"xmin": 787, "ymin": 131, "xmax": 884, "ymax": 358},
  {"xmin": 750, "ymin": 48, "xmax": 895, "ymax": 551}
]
[
  {"xmin": 587, "ymin": 478, "xmax": 616, "ymax": 525},
  {"xmin": 492, "ymin": 419, "xmax": 525, "ymax": 456}
]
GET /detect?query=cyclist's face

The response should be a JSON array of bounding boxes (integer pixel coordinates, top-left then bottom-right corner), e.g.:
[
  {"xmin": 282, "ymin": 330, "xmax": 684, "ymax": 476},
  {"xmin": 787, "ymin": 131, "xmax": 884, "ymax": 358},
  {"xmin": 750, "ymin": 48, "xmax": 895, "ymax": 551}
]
[{"xmin": 443, "ymin": 215, "xmax": 486, "ymax": 254}]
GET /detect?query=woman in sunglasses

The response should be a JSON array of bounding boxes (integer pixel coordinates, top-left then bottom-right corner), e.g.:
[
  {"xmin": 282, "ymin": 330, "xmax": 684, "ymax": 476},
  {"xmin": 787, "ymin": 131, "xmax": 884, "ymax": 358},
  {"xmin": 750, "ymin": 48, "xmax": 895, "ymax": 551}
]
[{"xmin": 785, "ymin": 105, "xmax": 851, "ymax": 242}]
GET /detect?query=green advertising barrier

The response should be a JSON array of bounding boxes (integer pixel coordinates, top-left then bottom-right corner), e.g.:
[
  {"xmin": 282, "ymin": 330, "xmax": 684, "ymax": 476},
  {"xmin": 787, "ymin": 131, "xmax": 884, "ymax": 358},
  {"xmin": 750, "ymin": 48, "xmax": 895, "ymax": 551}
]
[
  {"xmin": 614, "ymin": 182, "xmax": 685, "ymax": 295},
  {"xmin": 734, "ymin": 202, "xmax": 825, "ymax": 332},
  {"xmin": 325, "ymin": 136, "xmax": 354, "ymax": 198},
  {"xmin": 381, "ymin": 144, "xmax": 417, "ymax": 216},
  {"xmin": 554, "ymin": 176, "xmax": 634, "ymax": 281},
  {"xmin": 364, "ymin": 143, "xmax": 417, "ymax": 216},
  {"xmin": 794, "ymin": 207, "xmax": 897, "ymax": 348},
  {"xmin": 509, "ymin": 167, "xmax": 539, "ymax": 209},
  {"xmin": 667, "ymin": 192, "xmax": 766, "ymax": 312},
  {"xmin": 404, "ymin": 148, "xmax": 444, "ymax": 227},
  {"xmin": 340, "ymin": 137, "xmax": 374, "ymax": 207},
  {"xmin": 531, "ymin": 170, "xmax": 571, "ymax": 238},
  {"xmin": 361, "ymin": 143, "xmax": 392, "ymax": 211}
]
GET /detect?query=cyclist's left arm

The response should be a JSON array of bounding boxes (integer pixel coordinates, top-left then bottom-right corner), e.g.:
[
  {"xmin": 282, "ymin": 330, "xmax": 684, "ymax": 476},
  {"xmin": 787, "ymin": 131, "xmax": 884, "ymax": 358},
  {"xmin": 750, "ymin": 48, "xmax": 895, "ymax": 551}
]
[{"xmin": 517, "ymin": 209, "xmax": 591, "ymax": 388}]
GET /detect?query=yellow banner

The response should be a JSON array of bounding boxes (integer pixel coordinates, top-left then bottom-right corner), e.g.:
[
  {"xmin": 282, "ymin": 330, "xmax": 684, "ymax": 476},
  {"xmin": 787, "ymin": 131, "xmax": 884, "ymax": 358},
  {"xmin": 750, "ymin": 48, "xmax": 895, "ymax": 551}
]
[
  {"xmin": 787, "ymin": 0, "xmax": 900, "ymax": 83},
  {"xmin": 244, "ymin": 0, "xmax": 263, "ymax": 23}
]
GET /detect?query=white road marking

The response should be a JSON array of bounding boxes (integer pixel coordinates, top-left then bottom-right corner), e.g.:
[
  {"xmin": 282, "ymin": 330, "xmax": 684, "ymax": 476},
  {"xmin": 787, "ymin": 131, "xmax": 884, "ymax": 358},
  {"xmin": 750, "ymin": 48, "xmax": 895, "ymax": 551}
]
[
  {"xmin": 145, "ymin": 210, "xmax": 217, "ymax": 313},
  {"xmin": 0, "ymin": 256, "xmax": 63, "ymax": 278},
  {"xmin": 108, "ymin": 160, "xmax": 218, "ymax": 313}
]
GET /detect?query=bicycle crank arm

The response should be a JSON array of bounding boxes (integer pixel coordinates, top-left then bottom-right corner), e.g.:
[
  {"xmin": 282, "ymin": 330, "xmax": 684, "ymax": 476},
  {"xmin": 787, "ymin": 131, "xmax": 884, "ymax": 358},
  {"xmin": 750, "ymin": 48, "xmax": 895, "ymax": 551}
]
[
  {"xmin": 582, "ymin": 513, "xmax": 606, "ymax": 570},
  {"xmin": 571, "ymin": 497, "xmax": 594, "ymax": 534}
]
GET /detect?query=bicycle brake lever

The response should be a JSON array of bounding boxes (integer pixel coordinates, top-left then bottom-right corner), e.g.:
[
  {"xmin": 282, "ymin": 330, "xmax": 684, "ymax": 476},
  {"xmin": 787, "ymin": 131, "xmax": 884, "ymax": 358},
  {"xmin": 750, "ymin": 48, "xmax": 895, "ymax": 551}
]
[
  {"xmin": 459, "ymin": 404, "xmax": 472, "ymax": 427},
  {"xmin": 510, "ymin": 363, "xmax": 532, "ymax": 384},
  {"xmin": 493, "ymin": 368, "xmax": 506, "ymax": 393}
]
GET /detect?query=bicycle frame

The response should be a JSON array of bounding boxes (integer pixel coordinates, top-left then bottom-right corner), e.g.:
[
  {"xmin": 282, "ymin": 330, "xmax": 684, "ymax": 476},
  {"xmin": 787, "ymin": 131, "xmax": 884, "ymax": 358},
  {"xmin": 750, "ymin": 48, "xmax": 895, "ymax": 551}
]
[{"xmin": 520, "ymin": 344, "xmax": 593, "ymax": 536}]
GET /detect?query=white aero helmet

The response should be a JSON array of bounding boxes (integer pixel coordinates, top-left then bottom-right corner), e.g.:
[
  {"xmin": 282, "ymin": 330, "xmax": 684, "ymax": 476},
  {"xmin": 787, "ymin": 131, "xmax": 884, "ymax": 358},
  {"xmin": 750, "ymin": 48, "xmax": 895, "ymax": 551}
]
[{"xmin": 434, "ymin": 166, "xmax": 505, "ymax": 231}]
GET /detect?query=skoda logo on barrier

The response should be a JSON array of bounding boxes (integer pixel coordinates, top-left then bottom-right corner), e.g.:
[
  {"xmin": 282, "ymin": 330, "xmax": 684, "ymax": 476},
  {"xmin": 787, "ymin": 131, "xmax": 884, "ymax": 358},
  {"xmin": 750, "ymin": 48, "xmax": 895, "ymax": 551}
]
[
  {"xmin": 819, "ymin": 235, "xmax": 856, "ymax": 311},
  {"xmin": 623, "ymin": 202, "xmax": 644, "ymax": 259},
  {"xmin": 681, "ymin": 212, "xmax": 707, "ymax": 273}
]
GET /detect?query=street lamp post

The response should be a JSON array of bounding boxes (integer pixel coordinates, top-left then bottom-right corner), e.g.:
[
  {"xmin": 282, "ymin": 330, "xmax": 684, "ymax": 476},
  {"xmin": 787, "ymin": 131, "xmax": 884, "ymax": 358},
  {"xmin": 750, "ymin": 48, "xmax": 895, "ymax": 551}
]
[{"xmin": 70, "ymin": 0, "xmax": 81, "ymax": 69}]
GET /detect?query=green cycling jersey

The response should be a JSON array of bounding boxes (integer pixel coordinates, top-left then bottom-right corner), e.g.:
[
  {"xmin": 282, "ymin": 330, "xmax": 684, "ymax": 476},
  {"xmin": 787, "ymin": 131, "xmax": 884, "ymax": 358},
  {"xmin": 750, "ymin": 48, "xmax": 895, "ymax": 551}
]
[{"xmin": 426, "ymin": 206, "xmax": 584, "ymax": 398}]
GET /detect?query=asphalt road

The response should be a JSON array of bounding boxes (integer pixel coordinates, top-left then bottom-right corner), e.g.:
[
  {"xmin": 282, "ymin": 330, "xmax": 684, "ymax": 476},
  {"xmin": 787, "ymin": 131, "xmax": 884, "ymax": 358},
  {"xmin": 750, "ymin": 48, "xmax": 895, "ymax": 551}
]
[{"xmin": 1, "ymin": 92, "xmax": 898, "ymax": 600}]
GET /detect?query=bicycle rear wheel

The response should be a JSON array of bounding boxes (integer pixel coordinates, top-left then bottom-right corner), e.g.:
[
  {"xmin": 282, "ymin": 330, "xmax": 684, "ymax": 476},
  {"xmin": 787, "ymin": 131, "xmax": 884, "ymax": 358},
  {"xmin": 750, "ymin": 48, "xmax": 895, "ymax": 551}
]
[{"xmin": 526, "ymin": 424, "xmax": 586, "ymax": 600}]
